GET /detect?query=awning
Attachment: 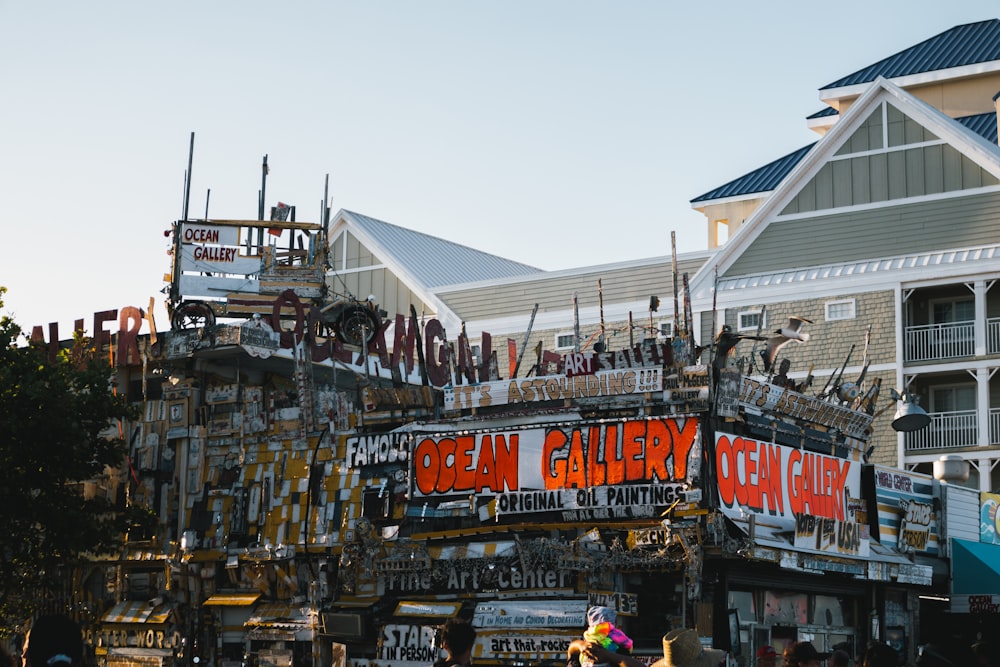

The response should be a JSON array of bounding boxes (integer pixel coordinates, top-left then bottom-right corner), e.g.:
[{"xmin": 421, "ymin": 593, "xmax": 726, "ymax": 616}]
[
  {"xmin": 951, "ymin": 538, "xmax": 1000, "ymax": 594},
  {"xmin": 203, "ymin": 593, "xmax": 261, "ymax": 606},
  {"xmin": 427, "ymin": 541, "xmax": 517, "ymax": 560},
  {"xmin": 101, "ymin": 601, "xmax": 173, "ymax": 624}
]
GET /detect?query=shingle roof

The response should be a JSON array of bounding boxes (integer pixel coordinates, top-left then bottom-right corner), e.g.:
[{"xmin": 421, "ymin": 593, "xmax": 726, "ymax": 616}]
[
  {"xmin": 821, "ymin": 19, "xmax": 1000, "ymax": 90},
  {"xmin": 690, "ymin": 113, "xmax": 998, "ymax": 204},
  {"xmin": 341, "ymin": 210, "xmax": 543, "ymax": 288}
]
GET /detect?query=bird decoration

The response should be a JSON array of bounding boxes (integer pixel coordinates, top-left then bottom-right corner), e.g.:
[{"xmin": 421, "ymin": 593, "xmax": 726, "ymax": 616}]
[
  {"xmin": 710, "ymin": 324, "xmax": 766, "ymax": 382},
  {"xmin": 760, "ymin": 316, "xmax": 812, "ymax": 372}
]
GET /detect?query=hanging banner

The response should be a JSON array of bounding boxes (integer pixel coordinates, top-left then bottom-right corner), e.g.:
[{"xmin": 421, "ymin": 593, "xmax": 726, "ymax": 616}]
[
  {"xmin": 864, "ymin": 466, "xmax": 939, "ymax": 555},
  {"xmin": 412, "ymin": 416, "xmax": 700, "ymax": 497},
  {"xmin": 714, "ymin": 431, "xmax": 862, "ymax": 530},
  {"xmin": 444, "ymin": 367, "xmax": 662, "ymax": 411}
]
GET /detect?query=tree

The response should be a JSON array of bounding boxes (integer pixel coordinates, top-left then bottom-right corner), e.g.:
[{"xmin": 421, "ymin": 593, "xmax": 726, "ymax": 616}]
[{"xmin": 0, "ymin": 287, "xmax": 152, "ymax": 636}]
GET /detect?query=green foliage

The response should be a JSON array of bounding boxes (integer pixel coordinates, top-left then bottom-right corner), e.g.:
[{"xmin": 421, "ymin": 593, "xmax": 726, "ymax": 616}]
[{"xmin": 0, "ymin": 287, "xmax": 152, "ymax": 635}]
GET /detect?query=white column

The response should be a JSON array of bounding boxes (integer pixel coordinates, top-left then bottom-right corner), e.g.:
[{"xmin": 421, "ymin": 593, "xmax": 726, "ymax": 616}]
[
  {"xmin": 977, "ymin": 367, "xmax": 991, "ymax": 447},
  {"xmin": 975, "ymin": 280, "xmax": 987, "ymax": 356}
]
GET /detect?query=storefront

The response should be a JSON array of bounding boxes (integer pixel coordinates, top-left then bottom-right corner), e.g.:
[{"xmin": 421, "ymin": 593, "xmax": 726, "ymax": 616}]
[
  {"xmin": 202, "ymin": 592, "xmax": 262, "ymax": 667},
  {"xmin": 245, "ymin": 602, "xmax": 319, "ymax": 667},
  {"xmin": 94, "ymin": 601, "xmax": 180, "ymax": 667}
]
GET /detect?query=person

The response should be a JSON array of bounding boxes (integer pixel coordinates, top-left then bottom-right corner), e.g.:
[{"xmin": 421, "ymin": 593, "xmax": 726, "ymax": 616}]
[
  {"xmin": 757, "ymin": 646, "xmax": 778, "ymax": 667},
  {"xmin": 916, "ymin": 644, "xmax": 955, "ymax": 667},
  {"xmin": 783, "ymin": 642, "xmax": 831, "ymax": 667},
  {"xmin": 433, "ymin": 618, "xmax": 477, "ymax": 667},
  {"xmin": 580, "ymin": 606, "xmax": 633, "ymax": 667},
  {"xmin": 650, "ymin": 628, "xmax": 727, "ymax": 667},
  {"xmin": 21, "ymin": 615, "xmax": 83, "ymax": 667},
  {"xmin": 973, "ymin": 641, "xmax": 999, "ymax": 667},
  {"xmin": 859, "ymin": 642, "xmax": 896, "ymax": 667},
  {"xmin": 830, "ymin": 649, "xmax": 850, "ymax": 667}
]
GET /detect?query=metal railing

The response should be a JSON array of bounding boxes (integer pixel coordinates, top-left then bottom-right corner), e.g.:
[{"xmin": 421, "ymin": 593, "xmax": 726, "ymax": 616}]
[
  {"xmin": 904, "ymin": 321, "xmax": 974, "ymax": 362},
  {"xmin": 904, "ymin": 409, "xmax": 978, "ymax": 451},
  {"xmin": 989, "ymin": 317, "xmax": 1000, "ymax": 354}
]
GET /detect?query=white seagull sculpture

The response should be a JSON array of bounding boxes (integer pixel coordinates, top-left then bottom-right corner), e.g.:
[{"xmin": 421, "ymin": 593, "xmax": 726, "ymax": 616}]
[{"xmin": 761, "ymin": 316, "xmax": 812, "ymax": 372}]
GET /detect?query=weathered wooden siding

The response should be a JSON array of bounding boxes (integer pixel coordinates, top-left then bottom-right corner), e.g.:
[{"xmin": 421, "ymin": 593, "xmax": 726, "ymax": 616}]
[{"xmin": 728, "ymin": 190, "xmax": 1000, "ymax": 277}]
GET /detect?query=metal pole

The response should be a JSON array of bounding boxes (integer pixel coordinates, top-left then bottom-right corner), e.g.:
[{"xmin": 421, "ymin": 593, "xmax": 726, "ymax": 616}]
[{"xmin": 182, "ymin": 132, "xmax": 194, "ymax": 221}]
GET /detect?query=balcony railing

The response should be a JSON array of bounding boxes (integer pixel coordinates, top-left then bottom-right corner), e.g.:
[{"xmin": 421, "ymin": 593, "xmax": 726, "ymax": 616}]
[
  {"xmin": 989, "ymin": 317, "xmax": 1000, "ymax": 354},
  {"xmin": 904, "ymin": 409, "xmax": 978, "ymax": 451},
  {"xmin": 904, "ymin": 321, "xmax": 974, "ymax": 362}
]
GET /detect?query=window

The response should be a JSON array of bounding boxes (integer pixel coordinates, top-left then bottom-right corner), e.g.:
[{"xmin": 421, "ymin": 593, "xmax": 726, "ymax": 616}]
[
  {"xmin": 931, "ymin": 298, "xmax": 974, "ymax": 324},
  {"xmin": 659, "ymin": 320, "xmax": 675, "ymax": 338},
  {"xmin": 555, "ymin": 333, "xmax": 576, "ymax": 350},
  {"xmin": 826, "ymin": 299, "xmax": 856, "ymax": 321},
  {"xmin": 738, "ymin": 310, "xmax": 765, "ymax": 332},
  {"xmin": 930, "ymin": 385, "xmax": 975, "ymax": 412}
]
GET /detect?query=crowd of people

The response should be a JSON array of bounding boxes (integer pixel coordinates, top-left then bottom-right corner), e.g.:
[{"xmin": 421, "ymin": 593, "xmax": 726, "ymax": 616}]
[{"xmin": 2, "ymin": 610, "xmax": 997, "ymax": 667}]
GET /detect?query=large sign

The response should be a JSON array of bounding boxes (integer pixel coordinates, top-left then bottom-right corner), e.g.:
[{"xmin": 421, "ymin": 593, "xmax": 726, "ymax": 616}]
[
  {"xmin": 376, "ymin": 624, "xmax": 439, "ymax": 665},
  {"xmin": 472, "ymin": 600, "xmax": 586, "ymax": 628},
  {"xmin": 981, "ymin": 492, "xmax": 1000, "ymax": 545},
  {"xmin": 793, "ymin": 513, "xmax": 869, "ymax": 557},
  {"xmin": 380, "ymin": 564, "xmax": 574, "ymax": 596},
  {"xmin": 715, "ymin": 432, "xmax": 862, "ymax": 530},
  {"xmin": 951, "ymin": 594, "xmax": 1000, "ymax": 614},
  {"xmin": 444, "ymin": 367, "xmax": 662, "ymax": 411},
  {"xmin": 738, "ymin": 377, "xmax": 874, "ymax": 439},
  {"xmin": 473, "ymin": 629, "xmax": 576, "ymax": 660},
  {"xmin": 345, "ymin": 432, "xmax": 410, "ymax": 467},
  {"xmin": 493, "ymin": 484, "xmax": 687, "ymax": 519},
  {"xmin": 865, "ymin": 465, "xmax": 939, "ymax": 555},
  {"xmin": 412, "ymin": 416, "xmax": 700, "ymax": 497}
]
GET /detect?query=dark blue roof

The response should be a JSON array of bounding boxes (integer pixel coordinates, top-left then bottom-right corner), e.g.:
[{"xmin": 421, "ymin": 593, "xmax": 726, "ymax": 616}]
[
  {"xmin": 957, "ymin": 112, "xmax": 999, "ymax": 143},
  {"xmin": 821, "ymin": 19, "xmax": 1000, "ymax": 90},
  {"xmin": 691, "ymin": 112, "xmax": 998, "ymax": 203},
  {"xmin": 690, "ymin": 144, "xmax": 815, "ymax": 203},
  {"xmin": 806, "ymin": 107, "xmax": 839, "ymax": 120}
]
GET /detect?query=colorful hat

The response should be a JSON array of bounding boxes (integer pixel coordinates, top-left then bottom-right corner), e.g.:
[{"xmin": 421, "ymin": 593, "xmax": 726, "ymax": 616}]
[
  {"xmin": 757, "ymin": 646, "xmax": 778, "ymax": 659},
  {"xmin": 587, "ymin": 606, "xmax": 617, "ymax": 627}
]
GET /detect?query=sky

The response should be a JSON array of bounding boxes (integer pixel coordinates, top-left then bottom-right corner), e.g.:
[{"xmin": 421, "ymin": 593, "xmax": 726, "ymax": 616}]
[{"xmin": 2, "ymin": 1, "xmax": 998, "ymax": 337}]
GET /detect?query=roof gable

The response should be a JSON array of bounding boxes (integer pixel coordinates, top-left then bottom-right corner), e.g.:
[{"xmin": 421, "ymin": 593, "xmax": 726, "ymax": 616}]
[
  {"xmin": 339, "ymin": 210, "xmax": 542, "ymax": 289},
  {"xmin": 689, "ymin": 78, "xmax": 1000, "ymax": 302}
]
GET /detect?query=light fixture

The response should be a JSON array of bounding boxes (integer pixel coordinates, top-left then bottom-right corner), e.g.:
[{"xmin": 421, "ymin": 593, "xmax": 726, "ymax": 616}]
[{"xmin": 890, "ymin": 389, "xmax": 931, "ymax": 432}]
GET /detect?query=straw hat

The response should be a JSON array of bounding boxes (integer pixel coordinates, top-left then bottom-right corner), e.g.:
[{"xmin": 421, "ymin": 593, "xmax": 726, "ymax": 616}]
[{"xmin": 651, "ymin": 629, "xmax": 727, "ymax": 667}]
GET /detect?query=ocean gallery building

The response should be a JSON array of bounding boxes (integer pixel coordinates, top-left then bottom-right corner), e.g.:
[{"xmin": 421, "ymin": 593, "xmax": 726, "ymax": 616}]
[{"xmin": 20, "ymin": 16, "xmax": 1000, "ymax": 667}]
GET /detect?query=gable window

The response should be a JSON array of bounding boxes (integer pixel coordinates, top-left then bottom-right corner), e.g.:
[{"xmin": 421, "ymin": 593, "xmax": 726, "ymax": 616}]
[
  {"xmin": 738, "ymin": 310, "xmax": 765, "ymax": 332},
  {"xmin": 658, "ymin": 320, "xmax": 675, "ymax": 339},
  {"xmin": 826, "ymin": 299, "xmax": 856, "ymax": 321},
  {"xmin": 555, "ymin": 333, "xmax": 576, "ymax": 351}
]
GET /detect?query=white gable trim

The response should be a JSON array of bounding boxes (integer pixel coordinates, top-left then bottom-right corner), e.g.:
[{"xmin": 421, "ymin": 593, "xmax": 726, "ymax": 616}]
[
  {"xmin": 329, "ymin": 210, "xmax": 463, "ymax": 331},
  {"xmin": 819, "ymin": 61, "xmax": 1000, "ymax": 106},
  {"xmin": 689, "ymin": 78, "xmax": 1000, "ymax": 307}
]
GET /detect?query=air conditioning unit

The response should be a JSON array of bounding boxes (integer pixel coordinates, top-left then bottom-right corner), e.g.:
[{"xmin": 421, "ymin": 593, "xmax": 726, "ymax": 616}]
[{"xmin": 322, "ymin": 613, "xmax": 365, "ymax": 639}]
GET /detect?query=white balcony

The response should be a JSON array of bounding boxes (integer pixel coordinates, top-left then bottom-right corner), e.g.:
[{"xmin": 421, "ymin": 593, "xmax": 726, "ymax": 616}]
[
  {"xmin": 904, "ymin": 321, "xmax": 974, "ymax": 362},
  {"xmin": 904, "ymin": 409, "xmax": 978, "ymax": 451}
]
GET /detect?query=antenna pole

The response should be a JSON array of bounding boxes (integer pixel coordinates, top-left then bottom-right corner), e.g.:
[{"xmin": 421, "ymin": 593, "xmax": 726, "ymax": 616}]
[{"xmin": 182, "ymin": 132, "xmax": 194, "ymax": 221}]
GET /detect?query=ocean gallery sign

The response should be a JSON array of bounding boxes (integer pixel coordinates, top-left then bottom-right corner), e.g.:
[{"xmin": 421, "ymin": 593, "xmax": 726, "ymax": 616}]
[
  {"xmin": 411, "ymin": 416, "xmax": 700, "ymax": 497},
  {"xmin": 493, "ymin": 484, "xmax": 687, "ymax": 521},
  {"xmin": 714, "ymin": 432, "xmax": 862, "ymax": 530}
]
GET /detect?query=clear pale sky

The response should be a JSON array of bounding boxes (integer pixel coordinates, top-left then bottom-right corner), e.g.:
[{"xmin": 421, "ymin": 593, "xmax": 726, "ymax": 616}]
[{"xmin": 2, "ymin": 1, "xmax": 997, "ymax": 336}]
